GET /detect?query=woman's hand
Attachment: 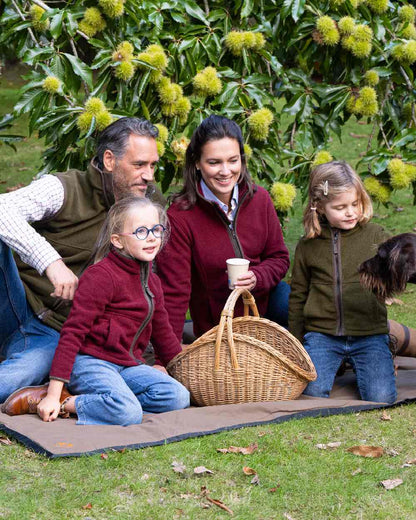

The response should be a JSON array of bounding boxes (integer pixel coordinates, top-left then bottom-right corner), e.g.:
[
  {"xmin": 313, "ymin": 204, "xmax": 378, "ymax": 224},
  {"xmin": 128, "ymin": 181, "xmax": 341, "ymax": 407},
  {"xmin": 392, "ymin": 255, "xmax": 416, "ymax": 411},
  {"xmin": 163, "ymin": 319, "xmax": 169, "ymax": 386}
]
[
  {"xmin": 37, "ymin": 396, "xmax": 61, "ymax": 422},
  {"xmin": 234, "ymin": 270, "xmax": 257, "ymax": 291}
]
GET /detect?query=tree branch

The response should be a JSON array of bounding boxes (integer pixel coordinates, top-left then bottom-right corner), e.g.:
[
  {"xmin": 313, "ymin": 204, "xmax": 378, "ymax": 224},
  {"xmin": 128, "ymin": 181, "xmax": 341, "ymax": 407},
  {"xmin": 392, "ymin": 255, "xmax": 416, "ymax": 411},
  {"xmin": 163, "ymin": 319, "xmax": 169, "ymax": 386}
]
[
  {"xmin": 203, "ymin": 0, "xmax": 209, "ymax": 16},
  {"xmin": 11, "ymin": 0, "xmax": 39, "ymax": 47}
]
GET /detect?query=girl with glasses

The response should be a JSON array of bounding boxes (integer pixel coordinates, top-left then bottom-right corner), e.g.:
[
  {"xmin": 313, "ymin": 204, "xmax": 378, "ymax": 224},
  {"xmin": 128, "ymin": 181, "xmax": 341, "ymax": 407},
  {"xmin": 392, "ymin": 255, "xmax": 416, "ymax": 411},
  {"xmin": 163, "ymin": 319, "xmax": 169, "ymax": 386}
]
[{"xmin": 32, "ymin": 195, "xmax": 190, "ymax": 425}]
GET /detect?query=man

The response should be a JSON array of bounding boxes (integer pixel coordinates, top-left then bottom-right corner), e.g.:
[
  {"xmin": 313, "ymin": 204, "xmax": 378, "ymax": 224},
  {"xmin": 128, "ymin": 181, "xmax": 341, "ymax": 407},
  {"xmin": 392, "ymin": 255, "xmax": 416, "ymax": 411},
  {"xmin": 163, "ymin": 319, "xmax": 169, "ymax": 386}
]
[{"xmin": 0, "ymin": 117, "xmax": 160, "ymax": 404}]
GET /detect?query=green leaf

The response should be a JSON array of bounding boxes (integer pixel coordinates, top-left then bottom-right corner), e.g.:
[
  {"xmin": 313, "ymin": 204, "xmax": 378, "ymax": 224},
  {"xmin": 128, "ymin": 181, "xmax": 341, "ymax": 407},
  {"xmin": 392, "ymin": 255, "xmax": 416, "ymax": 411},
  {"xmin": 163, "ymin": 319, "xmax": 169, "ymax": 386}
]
[
  {"xmin": 393, "ymin": 129, "xmax": 416, "ymax": 148},
  {"xmin": 65, "ymin": 12, "xmax": 78, "ymax": 36},
  {"xmin": 50, "ymin": 11, "xmax": 63, "ymax": 39},
  {"xmin": 184, "ymin": 2, "xmax": 209, "ymax": 25},
  {"xmin": 140, "ymin": 100, "xmax": 151, "ymax": 120},
  {"xmin": 372, "ymin": 156, "xmax": 389, "ymax": 175},
  {"xmin": 62, "ymin": 53, "xmax": 93, "ymax": 90},
  {"xmin": 241, "ymin": 0, "xmax": 254, "ymax": 19},
  {"xmin": 14, "ymin": 89, "xmax": 45, "ymax": 116}
]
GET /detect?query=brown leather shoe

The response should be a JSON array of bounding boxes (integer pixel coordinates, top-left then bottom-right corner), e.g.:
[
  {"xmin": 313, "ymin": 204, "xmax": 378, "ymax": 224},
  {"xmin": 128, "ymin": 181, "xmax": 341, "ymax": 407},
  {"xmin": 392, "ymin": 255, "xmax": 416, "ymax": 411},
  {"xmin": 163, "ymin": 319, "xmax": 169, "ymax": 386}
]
[{"xmin": 1, "ymin": 384, "xmax": 72, "ymax": 416}]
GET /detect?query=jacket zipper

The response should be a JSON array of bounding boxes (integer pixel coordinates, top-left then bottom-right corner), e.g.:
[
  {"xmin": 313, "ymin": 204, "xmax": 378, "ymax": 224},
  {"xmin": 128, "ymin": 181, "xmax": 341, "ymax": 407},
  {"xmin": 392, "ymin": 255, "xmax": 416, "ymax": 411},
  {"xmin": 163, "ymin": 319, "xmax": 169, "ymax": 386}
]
[
  {"xmin": 128, "ymin": 262, "xmax": 154, "ymax": 362},
  {"xmin": 332, "ymin": 229, "xmax": 344, "ymax": 335},
  {"xmin": 213, "ymin": 190, "xmax": 249, "ymax": 258}
]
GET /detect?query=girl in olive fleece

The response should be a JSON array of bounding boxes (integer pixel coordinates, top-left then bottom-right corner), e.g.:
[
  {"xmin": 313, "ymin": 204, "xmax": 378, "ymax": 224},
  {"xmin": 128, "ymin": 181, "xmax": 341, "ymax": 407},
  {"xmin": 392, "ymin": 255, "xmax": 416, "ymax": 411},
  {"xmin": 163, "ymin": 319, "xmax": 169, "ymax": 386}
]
[
  {"xmin": 289, "ymin": 161, "xmax": 396, "ymax": 403},
  {"xmin": 36, "ymin": 196, "xmax": 189, "ymax": 425}
]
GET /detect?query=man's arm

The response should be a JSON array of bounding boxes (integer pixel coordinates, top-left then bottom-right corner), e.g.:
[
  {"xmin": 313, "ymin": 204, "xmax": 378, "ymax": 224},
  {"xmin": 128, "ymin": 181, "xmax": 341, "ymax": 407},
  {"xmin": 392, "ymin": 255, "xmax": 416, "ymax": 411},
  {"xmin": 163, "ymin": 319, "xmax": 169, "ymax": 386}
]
[{"xmin": 0, "ymin": 175, "xmax": 78, "ymax": 298}]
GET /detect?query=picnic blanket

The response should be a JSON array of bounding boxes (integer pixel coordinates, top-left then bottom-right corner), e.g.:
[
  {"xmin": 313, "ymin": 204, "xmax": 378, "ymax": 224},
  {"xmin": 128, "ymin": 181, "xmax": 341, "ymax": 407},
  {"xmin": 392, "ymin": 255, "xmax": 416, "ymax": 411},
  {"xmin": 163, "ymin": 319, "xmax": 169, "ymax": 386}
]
[{"xmin": 1, "ymin": 356, "xmax": 415, "ymax": 458}]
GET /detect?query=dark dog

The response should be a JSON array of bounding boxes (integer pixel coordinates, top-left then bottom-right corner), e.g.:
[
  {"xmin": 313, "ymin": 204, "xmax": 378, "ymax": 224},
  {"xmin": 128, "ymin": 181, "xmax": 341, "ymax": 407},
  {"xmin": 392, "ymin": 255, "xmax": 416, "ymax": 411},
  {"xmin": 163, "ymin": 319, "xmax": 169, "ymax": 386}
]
[{"xmin": 359, "ymin": 232, "xmax": 416, "ymax": 300}]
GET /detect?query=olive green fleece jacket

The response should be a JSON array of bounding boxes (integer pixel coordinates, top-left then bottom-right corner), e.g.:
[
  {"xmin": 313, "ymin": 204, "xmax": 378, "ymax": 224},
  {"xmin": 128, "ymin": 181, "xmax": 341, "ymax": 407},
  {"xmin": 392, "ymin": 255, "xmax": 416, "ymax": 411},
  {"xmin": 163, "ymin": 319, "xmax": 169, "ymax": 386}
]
[{"xmin": 289, "ymin": 222, "xmax": 390, "ymax": 342}]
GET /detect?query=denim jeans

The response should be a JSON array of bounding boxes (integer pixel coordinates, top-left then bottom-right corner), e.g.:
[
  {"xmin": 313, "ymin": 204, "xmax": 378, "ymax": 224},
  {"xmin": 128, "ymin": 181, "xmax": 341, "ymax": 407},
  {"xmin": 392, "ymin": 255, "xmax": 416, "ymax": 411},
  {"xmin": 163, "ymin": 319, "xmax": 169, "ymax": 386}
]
[
  {"xmin": 68, "ymin": 355, "xmax": 190, "ymax": 425},
  {"xmin": 0, "ymin": 240, "xmax": 59, "ymax": 403},
  {"xmin": 265, "ymin": 280, "xmax": 291, "ymax": 328},
  {"xmin": 303, "ymin": 332, "xmax": 397, "ymax": 404}
]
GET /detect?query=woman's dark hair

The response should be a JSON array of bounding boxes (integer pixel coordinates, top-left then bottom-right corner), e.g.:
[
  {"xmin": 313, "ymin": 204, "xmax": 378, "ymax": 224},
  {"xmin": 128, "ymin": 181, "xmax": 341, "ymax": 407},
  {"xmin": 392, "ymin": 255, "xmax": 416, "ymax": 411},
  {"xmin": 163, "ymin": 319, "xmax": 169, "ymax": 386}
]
[
  {"xmin": 95, "ymin": 117, "xmax": 158, "ymax": 170},
  {"xmin": 172, "ymin": 115, "xmax": 253, "ymax": 208}
]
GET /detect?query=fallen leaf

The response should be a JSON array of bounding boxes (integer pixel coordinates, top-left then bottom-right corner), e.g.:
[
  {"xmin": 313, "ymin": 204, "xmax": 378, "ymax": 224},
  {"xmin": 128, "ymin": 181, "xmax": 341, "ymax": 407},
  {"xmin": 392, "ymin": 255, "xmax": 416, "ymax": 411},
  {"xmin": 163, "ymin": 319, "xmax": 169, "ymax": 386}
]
[
  {"xmin": 351, "ymin": 468, "xmax": 362, "ymax": 476},
  {"xmin": 315, "ymin": 442, "xmax": 341, "ymax": 450},
  {"xmin": 250, "ymin": 474, "xmax": 260, "ymax": 485},
  {"xmin": 217, "ymin": 443, "xmax": 258, "ymax": 455},
  {"xmin": 269, "ymin": 485, "xmax": 280, "ymax": 492},
  {"xmin": 24, "ymin": 449, "xmax": 36, "ymax": 458},
  {"xmin": 380, "ymin": 478, "xmax": 403, "ymax": 490},
  {"xmin": 385, "ymin": 448, "xmax": 399, "ymax": 457},
  {"xmin": 180, "ymin": 493, "xmax": 196, "ymax": 499},
  {"xmin": 0, "ymin": 436, "xmax": 12, "ymax": 446},
  {"xmin": 283, "ymin": 513, "xmax": 296, "ymax": 520},
  {"xmin": 258, "ymin": 431, "xmax": 269, "ymax": 437},
  {"xmin": 205, "ymin": 497, "xmax": 233, "ymax": 515},
  {"xmin": 6, "ymin": 183, "xmax": 24, "ymax": 192},
  {"xmin": 82, "ymin": 503, "xmax": 93, "ymax": 510},
  {"xmin": 401, "ymin": 458, "xmax": 416, "ymax": 467},
  {"xmin": 347, "ymin": 446, "xmax": 384, "ymax": 458},
  {"xmin": 243, "ymin": 466, "xmax": 257, "ymax": 475},
  {"xmin": 194, "ymin": 466, "xmax": 214, "ymax": 475},
  {"xmin": 100, "ymin": 453, "xmax": 108, "ymax": 460},
  {"xmin": 172, "ymin": 461, "xmax": 186, "ymax": 474},
  {"xmin": 381, "ymin": 411, "xmax": 392, "ymax": 421}
]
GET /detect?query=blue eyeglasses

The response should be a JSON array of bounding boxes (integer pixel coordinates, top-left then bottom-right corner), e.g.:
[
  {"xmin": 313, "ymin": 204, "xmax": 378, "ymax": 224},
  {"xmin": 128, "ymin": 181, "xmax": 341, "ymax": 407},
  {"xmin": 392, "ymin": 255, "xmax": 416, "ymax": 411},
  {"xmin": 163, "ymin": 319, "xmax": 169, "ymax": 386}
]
[{"xmin": 119, "ymin": 224, "xmax": 166, "ymax": 241}]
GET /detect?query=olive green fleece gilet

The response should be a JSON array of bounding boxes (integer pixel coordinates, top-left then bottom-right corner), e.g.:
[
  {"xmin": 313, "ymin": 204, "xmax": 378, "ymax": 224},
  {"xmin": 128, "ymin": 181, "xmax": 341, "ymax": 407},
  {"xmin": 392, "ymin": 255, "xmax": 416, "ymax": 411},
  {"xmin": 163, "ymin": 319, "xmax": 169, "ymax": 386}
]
[
  {"xmin": 289, "ymin": 222, "xmax": 390, "ymax": 342},
  {"xmin": 15, "ymin": 164, "xmax": 113, "ymax": 331}
]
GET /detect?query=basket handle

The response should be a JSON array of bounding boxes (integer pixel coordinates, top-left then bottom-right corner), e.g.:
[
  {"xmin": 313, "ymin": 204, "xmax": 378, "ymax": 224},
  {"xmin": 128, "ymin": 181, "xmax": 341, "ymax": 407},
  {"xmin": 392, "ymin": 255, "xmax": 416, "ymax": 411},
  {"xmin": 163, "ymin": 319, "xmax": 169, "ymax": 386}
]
[{"xmin": 214, "ymin": 288, "xmax": 259, "ymax": 370}]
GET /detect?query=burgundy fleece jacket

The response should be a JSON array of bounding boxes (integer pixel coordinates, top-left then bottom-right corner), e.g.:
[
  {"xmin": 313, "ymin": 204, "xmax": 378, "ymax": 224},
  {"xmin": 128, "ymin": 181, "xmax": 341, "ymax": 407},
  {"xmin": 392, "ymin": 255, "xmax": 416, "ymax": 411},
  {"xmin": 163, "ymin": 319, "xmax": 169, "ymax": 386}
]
[
  {"xmin": 50, "ymin": 250, "xmax": 181, "ymax": 382},
  {"xmin": 156, "ymin": 183, "xmax": 290, "ymax": 341}
]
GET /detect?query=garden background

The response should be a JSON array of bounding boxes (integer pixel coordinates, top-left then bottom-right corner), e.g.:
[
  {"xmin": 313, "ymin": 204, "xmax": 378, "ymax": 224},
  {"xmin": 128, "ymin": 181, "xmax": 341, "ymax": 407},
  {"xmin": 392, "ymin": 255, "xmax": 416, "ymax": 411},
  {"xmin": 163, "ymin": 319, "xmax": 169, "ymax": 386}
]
[{"xmin": 1, "ymin": 0, "xmax": 416, "ymax": 518}]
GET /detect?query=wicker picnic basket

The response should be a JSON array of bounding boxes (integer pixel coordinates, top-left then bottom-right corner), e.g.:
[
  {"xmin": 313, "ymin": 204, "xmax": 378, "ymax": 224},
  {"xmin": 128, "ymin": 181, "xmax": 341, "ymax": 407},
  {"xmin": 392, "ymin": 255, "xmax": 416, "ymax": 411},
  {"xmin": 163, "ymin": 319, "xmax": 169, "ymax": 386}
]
[{"xmin": 167, "ymin": 288, "xmax": 317, "ymax": 406}]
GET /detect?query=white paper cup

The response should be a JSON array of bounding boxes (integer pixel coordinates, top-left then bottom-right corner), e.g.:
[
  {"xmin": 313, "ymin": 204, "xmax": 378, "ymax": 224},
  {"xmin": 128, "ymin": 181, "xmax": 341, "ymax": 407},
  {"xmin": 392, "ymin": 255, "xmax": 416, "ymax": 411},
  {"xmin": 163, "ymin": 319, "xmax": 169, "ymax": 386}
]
[{"xmin": 226, "ymin": 258, "xmax": 250, "ymax": 290}]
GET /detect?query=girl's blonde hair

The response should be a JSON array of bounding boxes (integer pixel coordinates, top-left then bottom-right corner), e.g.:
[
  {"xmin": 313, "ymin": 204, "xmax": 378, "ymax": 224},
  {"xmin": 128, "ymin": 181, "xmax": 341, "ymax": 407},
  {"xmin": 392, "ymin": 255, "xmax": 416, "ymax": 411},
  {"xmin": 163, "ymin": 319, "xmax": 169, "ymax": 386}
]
[
  {"xmin": 303, "ymin": 161, "xmax": 373, "ymax": 239},
  {"xmin": 93, "ymin": 195, "xmax": 169, "ymax": 263}
]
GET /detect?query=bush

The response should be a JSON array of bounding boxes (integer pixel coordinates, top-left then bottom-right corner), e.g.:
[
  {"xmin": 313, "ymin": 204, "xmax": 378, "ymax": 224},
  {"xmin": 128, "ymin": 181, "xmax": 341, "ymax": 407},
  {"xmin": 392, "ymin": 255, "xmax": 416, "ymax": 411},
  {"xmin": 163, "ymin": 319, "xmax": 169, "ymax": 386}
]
[{"xmin": 1, "ymin": 0, "xmax": 416, "ymax": 209}]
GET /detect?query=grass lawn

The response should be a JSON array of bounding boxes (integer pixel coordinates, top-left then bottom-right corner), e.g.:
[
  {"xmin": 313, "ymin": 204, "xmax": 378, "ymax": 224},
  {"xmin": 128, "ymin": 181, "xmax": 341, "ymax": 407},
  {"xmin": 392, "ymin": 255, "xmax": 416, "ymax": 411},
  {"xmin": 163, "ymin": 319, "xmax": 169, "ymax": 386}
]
[{"xmin": 1, "ymin": 67, "xmax": 416, "ymax": 520}]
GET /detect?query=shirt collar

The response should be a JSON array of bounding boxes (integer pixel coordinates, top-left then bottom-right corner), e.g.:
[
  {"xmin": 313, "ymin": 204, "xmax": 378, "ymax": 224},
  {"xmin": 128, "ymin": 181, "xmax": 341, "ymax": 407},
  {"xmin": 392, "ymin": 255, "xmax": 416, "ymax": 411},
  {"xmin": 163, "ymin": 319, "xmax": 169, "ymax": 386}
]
[{"xmin": 200, "ymin": 179, "xmax": 239, "ymax": 219}]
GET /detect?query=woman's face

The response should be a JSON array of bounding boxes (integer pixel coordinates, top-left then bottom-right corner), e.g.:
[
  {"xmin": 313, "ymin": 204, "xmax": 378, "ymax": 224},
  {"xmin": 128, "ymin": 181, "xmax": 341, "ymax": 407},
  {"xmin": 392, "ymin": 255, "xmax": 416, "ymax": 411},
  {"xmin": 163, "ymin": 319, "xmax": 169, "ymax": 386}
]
[{"xmin": 196, "ymin": 137, "xmax": 241, "ymax": 205}]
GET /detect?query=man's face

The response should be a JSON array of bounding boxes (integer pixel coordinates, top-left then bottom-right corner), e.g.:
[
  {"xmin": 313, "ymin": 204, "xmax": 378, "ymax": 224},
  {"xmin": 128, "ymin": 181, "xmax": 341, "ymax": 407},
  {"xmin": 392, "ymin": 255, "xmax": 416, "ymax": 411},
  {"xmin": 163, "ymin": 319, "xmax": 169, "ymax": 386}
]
[{"xmin": 104, "ymin": 134, "xmax": 159, "ymax": 199}]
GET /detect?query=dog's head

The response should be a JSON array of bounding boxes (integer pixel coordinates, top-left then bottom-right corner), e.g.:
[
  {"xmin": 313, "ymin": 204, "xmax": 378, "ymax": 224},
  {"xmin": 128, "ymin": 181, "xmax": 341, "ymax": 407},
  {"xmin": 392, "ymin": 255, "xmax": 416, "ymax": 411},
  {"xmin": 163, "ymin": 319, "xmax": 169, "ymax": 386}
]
[{"xmin": 359, "ymin": 233, "xmax": 416, "ymax": 299}]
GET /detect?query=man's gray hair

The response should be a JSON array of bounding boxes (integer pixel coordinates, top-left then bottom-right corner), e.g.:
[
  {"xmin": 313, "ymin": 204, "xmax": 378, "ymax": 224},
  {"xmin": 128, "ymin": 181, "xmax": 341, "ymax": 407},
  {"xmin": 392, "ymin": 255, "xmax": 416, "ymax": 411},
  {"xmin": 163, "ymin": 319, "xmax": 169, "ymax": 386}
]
[{"xmin": 95, "ymin": 117, "xmax": 159, "ymax": 169}]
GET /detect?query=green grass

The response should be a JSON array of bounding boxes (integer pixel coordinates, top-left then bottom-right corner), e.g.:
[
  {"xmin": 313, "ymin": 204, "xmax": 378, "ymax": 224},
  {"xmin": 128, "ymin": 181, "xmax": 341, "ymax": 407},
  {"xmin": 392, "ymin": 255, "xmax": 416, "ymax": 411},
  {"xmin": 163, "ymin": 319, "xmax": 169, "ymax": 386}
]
[{"xmin": 1, "ymin": 67, "xmax": 416, "ymax": 520}]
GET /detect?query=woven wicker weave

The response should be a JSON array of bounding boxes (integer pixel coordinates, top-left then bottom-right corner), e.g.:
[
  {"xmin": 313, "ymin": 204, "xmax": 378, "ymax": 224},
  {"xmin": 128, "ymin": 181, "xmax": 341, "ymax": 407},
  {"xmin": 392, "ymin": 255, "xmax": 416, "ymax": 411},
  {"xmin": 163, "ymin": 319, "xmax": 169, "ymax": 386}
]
[{"xmin": 167, "ymin": 288, "xmax": 317, "ymax": 406}]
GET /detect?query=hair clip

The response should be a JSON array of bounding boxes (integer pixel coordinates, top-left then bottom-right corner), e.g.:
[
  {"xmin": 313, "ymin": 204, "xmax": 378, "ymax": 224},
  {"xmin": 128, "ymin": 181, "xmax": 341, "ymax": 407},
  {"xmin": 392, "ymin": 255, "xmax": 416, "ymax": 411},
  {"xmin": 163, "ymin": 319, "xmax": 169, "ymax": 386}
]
[
  {"xmin": 323, "ymin": 180, "xmax": 329, "ymax": 196},
  {"xmin": 310, "ymin": 206, "xmax": 317, "ymax": 211}
]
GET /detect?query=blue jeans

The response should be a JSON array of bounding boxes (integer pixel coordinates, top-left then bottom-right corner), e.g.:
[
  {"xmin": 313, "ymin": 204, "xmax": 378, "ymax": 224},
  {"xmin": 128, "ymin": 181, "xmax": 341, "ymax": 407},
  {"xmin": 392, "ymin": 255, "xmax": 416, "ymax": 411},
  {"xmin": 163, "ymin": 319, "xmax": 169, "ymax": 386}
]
[
  {"xmin": 265, "ymin": 280, "xmax": 291, "ymax": 328},
  {"xmin": 303, "ymin": 332, "xmax": 397, "ymax": 404},
  {"xmin": 69, "ymin": 355, "xmax": 190, "ymax": 425},
  {"xmin": 0, "ymin": 240, "xmax": 59, "ymax": 403}
]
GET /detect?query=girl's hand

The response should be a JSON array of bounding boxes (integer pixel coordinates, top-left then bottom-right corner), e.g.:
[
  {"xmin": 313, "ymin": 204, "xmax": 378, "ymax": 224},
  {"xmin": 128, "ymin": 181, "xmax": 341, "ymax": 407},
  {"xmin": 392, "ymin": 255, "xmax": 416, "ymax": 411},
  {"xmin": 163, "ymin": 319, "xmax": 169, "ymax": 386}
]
[
  {"xmin": 37, "ymin": 396, "xmax": 61, "ymax": 422},
  {"xmin": 234, "ymin": 270, "xmax": 257, "ymax": 291}
]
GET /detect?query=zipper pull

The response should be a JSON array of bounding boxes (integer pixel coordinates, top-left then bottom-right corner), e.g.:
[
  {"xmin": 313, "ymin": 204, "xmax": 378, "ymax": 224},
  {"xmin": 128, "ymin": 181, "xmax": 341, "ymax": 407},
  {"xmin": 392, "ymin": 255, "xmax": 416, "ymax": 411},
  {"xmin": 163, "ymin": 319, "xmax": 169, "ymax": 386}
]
[{"xmin": 333, "ymin": 230, "xmax": 339, "ymax": 254}]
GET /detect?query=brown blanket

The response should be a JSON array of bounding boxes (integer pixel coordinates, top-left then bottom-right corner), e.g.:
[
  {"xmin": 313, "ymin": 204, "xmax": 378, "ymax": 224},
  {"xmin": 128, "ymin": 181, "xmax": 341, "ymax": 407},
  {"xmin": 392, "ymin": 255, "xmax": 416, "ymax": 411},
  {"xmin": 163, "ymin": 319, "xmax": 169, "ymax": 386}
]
[{"xmin": 1, "ymin": 357, "xmax": 415, "ymax": 458}]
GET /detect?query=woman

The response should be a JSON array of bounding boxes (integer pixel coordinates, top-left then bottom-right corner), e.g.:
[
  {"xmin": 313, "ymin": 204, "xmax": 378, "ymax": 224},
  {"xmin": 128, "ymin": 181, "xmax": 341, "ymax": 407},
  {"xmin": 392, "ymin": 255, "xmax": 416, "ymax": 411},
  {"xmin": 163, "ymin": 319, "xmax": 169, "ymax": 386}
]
[{"xmin": 156, "ymin": 115, "xmax": 290, "ymax": 342}]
